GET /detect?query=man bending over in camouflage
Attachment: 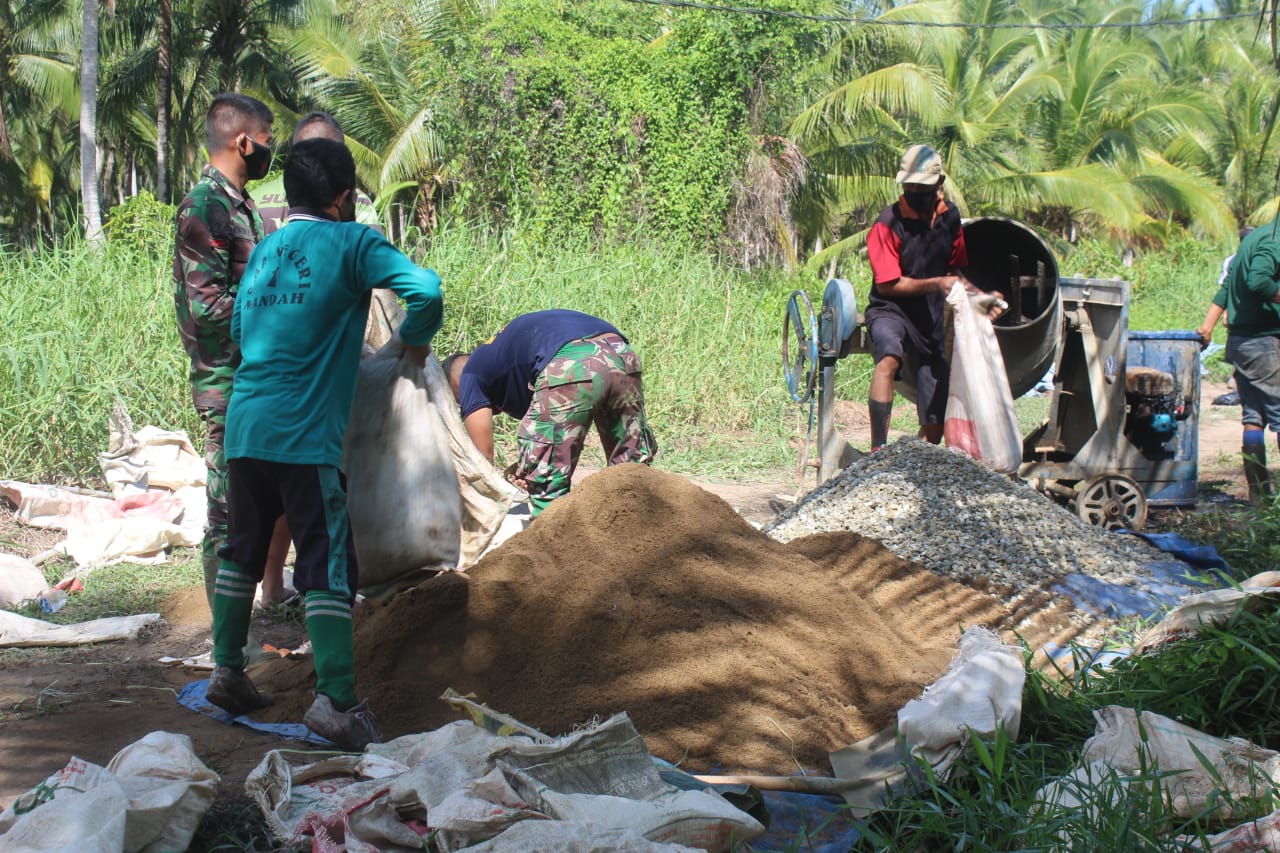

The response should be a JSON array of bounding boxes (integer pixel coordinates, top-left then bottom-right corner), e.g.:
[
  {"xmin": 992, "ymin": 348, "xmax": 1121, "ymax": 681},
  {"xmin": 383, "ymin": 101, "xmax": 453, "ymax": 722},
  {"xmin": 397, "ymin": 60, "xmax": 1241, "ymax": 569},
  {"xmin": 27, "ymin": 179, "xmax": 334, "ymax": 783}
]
[
  {"xmin": 174, "ymin": 93, "xmax": 288, "ymax": 613},
  {"xmin": 443, "ymin": 310, "xmax": 658, "ymax": 516}
]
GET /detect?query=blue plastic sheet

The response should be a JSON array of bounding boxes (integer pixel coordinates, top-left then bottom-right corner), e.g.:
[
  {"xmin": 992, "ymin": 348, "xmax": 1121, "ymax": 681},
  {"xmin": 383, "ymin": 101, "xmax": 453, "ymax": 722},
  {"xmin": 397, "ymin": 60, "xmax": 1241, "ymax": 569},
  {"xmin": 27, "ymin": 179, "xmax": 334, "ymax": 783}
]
[
  {"xmin": 655, "ymin": 759, "xmax": 862, "ymax": 852},
  {"xmin": 178, "ymin": 679, "xmax": 331, "ymax": 746},
  {"xmin": 1050, "ymin": 531, "xmax": 1230, "ymax": 619},
  {"xmin": 1125, "ymin": 530, "xmax": 1231, "ymax": 573}
]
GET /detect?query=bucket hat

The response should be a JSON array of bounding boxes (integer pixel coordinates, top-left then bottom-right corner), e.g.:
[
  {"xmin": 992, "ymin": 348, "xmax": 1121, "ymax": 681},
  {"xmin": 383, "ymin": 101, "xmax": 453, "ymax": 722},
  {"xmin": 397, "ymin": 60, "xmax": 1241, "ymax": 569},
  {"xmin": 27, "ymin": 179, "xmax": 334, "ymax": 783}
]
[{"xmin": 896, "ymin": 144, "xmax": 945, "ymax": 185}]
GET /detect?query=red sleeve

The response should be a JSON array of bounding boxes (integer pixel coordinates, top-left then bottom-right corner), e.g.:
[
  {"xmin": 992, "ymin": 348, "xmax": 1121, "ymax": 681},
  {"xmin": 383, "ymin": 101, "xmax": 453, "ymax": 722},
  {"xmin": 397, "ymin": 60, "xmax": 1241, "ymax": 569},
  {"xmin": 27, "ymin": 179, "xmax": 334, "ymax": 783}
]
[
  {"xmin": 867, "ymin": 221, "xmax": 902, "ymax": 285},
  {"xmin": 949, "ymin": 223, "xmax": 968, "ymax": 269}
]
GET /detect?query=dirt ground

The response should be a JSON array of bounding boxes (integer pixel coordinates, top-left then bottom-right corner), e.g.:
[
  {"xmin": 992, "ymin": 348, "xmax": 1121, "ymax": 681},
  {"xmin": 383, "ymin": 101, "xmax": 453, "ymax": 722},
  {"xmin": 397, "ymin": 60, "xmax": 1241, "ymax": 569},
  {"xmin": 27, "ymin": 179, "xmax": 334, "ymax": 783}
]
[{"xmin": 0, "ymin": 383, "xmax": 1255, "ymax": 834}]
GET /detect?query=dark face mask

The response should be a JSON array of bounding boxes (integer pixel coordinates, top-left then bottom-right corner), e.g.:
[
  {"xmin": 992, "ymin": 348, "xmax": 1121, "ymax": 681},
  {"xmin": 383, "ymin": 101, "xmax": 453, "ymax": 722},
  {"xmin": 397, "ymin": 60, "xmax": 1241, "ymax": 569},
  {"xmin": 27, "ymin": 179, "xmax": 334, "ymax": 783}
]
[
  {"xmin": 242, "ymin": 137, "xmax": 273, "ymax": 181},
  {"xmin": 903, "ymin": 189, "xmax": 938, "ymax": 215}
]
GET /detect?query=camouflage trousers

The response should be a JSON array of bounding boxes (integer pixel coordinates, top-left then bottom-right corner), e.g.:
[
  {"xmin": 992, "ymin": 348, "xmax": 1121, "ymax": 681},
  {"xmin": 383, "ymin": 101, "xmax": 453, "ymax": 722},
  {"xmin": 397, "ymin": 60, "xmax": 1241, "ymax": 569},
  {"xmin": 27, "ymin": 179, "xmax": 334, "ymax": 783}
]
[
  {"xmin": 516, "ymin": 333, "xmax": 657, "ymax": 513},
  {"xmin": 199, "ymin": 401, "xmax": 229, "ymax": 609}
]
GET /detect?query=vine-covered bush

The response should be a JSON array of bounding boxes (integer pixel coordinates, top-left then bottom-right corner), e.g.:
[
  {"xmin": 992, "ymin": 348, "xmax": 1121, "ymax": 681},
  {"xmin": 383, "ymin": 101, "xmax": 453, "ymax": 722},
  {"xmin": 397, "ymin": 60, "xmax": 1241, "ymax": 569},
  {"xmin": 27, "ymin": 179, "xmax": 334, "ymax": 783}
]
[{"xmin": 445, "ymin": 0, "xmax": 820, "ymax": 244}]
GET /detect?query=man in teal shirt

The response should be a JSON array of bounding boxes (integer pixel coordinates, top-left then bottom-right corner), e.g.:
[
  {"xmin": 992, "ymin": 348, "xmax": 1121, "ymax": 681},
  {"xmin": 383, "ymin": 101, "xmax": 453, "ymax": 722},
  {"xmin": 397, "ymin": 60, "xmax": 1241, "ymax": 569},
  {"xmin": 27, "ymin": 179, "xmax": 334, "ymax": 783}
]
[
  {"xmin": 1211, "ymin": 222, "xmax": 1280, "ymax": 502},
  {"xmin": 205, "ymin": 138, "xmax": 443, "ymax": 750}
]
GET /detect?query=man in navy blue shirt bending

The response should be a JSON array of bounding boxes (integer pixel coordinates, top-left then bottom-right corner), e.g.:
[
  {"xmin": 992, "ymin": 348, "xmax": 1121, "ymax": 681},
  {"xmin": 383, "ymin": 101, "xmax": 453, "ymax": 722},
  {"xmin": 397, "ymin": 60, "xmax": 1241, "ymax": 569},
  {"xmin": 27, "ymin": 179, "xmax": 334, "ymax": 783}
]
[{"xmin": 443, "ymin": 310, "xmax": 657, "ymax": 515}]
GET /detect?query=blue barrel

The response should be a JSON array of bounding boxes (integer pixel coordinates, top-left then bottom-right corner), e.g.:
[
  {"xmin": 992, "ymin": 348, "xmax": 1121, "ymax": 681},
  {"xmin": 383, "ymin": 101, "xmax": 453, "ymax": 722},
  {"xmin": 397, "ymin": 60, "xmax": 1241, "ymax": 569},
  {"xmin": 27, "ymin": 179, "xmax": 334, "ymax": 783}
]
[{"xmin": 1127, "ymin": 331, "xmax": 1201, "ymax": 505}]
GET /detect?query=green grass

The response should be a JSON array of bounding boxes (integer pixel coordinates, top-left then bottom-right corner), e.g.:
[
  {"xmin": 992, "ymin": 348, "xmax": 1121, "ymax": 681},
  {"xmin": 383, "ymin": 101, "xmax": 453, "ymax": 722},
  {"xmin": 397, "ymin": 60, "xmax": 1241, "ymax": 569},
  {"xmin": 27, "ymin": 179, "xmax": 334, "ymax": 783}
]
[
  {"xmin": 426, "ymin": 224, "xmax": 813, "ymax": 475},
  {"xmin": 8, "ymin": 554, "xmax": 202, "ymax": 625},
  {"xmin": 0, "ymin": 237, "xmax": 196, "ymax": 484},
  {"xmin": 1062, "ymin": 235, "xmax": 1230, "ymax": 335},
  {"xmin": 1171, "ymin": 495, "xmax": 1280, "ymax": 579},
  {"xmin": 0, "ymin": 221, "xmax": 1236, "ymax": 486},
  {"xmin": 853, "ymin": 602, "xmax": 1280, "ymax": 850},
  {"xmin": 0, "ymin": 223, "xmax": 820, "ymax": 484}
]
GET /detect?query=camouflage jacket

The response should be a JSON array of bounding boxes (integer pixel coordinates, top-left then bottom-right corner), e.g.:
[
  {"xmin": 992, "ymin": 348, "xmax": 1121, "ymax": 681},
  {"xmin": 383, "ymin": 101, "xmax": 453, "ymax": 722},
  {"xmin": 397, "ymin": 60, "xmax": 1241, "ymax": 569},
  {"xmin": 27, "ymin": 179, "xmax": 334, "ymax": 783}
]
[{"xmin": 173, "ymin": 165, "xmax": 263, "ymax": 410}]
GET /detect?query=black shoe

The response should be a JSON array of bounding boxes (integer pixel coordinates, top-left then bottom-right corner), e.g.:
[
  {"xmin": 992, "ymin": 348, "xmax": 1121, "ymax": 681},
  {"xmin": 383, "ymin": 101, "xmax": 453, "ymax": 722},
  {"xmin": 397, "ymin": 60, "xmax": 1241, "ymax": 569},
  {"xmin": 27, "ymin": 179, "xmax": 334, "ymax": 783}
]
[{"xmin": 206, "ymin": 666, "xmax": 272, "ymax": 716}]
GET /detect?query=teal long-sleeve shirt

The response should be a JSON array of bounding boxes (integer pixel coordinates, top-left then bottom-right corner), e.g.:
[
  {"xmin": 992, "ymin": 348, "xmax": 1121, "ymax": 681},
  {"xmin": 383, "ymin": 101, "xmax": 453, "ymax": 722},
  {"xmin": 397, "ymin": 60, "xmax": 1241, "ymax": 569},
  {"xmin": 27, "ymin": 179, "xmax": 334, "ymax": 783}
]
[
  {"xmin": 1215, "ymin": 223, "xmax": 1280, "ymax": 338},
  {"xmin": 227, "ymin": 215, "xmax": 443, "ymax": 466}
]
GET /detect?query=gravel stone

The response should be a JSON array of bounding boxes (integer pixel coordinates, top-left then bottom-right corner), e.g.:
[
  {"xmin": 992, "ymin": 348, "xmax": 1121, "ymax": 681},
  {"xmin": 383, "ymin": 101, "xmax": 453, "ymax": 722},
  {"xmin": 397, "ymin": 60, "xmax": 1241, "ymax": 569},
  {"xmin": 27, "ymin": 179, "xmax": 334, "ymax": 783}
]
[{"xmin": 765, "ymin": 438, "xmax": 1175, "ymax": 598}]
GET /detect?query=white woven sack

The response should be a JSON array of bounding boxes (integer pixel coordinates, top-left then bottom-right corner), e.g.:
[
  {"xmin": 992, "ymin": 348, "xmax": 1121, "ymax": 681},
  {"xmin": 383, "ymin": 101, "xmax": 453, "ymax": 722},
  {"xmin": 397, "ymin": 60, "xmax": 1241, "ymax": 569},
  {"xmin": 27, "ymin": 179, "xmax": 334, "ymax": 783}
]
[
  {"xmin": 943, "ymin": 283, "xmax": 1021, "ymax": 474},
  {"xmin": 897, "ymin": 626, "xmax": 1025, "ymax": 751},
  {"xmin": 344, "ymin": 338, "xmax": 462, "ymax": 588}
]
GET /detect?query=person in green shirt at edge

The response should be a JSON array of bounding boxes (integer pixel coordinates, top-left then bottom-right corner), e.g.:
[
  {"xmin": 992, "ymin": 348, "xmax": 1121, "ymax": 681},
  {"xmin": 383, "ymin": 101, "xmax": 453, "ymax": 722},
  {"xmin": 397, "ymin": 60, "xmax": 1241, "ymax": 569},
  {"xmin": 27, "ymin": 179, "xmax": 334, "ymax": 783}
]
[
  {"xmin": 250, "ymin": 111, "xmax": 386, "ymax": 607},
  {"xmin": 204, "ymin": 138, "xmax": 443, "ymax": 750},
  {"xmin": 1198, "ymin": 223, "xmax": 1280, "ymax": 503}
]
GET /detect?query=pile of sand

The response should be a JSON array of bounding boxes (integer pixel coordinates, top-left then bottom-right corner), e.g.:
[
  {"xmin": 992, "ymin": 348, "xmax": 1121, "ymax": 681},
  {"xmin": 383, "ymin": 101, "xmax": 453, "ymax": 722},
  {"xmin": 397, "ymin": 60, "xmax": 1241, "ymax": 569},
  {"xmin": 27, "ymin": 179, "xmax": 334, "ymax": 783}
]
[{"xmin": 260, "ymin": 464, "xmax": 1054, "ymax": 772}]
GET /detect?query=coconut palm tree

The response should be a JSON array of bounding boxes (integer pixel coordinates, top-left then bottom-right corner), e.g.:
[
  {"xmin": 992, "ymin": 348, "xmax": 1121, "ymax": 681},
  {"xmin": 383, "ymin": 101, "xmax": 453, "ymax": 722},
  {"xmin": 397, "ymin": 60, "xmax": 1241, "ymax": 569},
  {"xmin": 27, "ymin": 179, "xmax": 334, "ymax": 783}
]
[
  {"xmin": 0, "ymin": 0, "xmax": 77, "ymax": 239},
  {"xmin": 157, "ymin": 0, "xmax": 171, "ymax": 202},
  {"xmin": 96, "ymin": 0, "xmax": 314, "ymax": 197},
  {"xmin": 786, "ymin": 0, "xmax": 1234, "ymax": 270},
  {"xmin": 287, "ymin": 1, "xmax": 498, "ymax": 235},
  {"xmin": 80, "ymin": 0, "xmax": 106, "ymax": 241}
]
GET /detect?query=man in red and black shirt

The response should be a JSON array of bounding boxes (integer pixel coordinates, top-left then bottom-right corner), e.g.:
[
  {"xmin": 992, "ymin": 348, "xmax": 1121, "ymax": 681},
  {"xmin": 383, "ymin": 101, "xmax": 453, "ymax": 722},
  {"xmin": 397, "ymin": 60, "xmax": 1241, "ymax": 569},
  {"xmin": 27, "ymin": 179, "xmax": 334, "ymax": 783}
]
[{"xmin": 865, "ymin": 144, "xmax": 976, "ymax": 450}]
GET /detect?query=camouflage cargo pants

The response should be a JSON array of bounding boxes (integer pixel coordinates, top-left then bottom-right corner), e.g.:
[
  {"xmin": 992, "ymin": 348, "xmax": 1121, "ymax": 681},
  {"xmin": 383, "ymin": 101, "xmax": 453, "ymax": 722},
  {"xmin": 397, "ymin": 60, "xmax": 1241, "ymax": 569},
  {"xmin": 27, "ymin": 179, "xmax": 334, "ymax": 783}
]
[
  {"xmin": 515, "ymin": 333, "xmax": 657, "ymax": 513},
  {"xmin": 199, "ymin": 401, "xmax": 229, "ymax": 609}
]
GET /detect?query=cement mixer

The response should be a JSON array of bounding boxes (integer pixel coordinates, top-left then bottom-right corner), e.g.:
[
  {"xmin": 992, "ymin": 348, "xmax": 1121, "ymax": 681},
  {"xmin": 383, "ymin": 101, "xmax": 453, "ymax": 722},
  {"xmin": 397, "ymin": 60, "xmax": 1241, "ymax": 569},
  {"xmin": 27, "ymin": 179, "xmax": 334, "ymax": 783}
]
[{"xmin": 782, "ymin": 217, "xmax": 1200, "ymax": 530}]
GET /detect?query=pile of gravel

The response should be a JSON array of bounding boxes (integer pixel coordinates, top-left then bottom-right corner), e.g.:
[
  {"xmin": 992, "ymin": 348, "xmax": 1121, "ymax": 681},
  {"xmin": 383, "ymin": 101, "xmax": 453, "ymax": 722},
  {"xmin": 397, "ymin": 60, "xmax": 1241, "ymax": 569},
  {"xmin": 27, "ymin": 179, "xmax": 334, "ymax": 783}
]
[{"xmin": 765, "ymin": 438, "xmax": 1170, "ymax": 593}]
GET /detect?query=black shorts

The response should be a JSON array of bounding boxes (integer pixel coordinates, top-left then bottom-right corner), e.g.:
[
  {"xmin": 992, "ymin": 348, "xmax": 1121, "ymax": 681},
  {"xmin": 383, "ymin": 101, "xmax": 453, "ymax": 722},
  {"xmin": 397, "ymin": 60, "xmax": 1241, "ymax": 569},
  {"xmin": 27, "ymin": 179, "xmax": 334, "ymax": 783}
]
[
  {"xmin": 220, "ymin": 459, "xmax": 359, "ymax": 598},
  {"xmin": 866, "ymin": 311, "xmax": 949, "ymax": 426}
]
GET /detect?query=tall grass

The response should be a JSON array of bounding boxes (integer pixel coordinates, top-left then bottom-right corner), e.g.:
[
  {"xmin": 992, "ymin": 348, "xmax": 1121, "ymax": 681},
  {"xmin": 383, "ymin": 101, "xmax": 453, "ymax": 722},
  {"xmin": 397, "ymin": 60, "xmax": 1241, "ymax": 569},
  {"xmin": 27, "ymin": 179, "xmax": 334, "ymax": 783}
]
[
  {"xmin": 1062, "ymin": 235, "xmax": 1230, "ymax": 334},
  {"xmin": 0, "ymin": 237, "xmax": 196, "ymax": 483},
  {"xmin": 0, "ymin": 224, "xmax": 1242, "ymax": 486},
  {"xmin": 0, "ymin": 224, "xmax": 819, "ymax": 483},
  {"xmin": 425, "ymin": 224, "xmax": 814, "ymax": 475}
]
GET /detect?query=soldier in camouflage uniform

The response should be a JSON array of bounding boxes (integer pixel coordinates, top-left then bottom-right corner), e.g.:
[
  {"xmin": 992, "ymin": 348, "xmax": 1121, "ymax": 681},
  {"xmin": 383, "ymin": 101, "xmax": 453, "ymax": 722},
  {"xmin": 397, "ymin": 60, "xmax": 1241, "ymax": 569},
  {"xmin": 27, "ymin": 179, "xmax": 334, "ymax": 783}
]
[
  {"xmin": 173, "ymin": 93, "xmax": 275, "ymax": 609},
  {"xmin": 444, "ymin": 309, "xmax": 657, "ymax": 515}
]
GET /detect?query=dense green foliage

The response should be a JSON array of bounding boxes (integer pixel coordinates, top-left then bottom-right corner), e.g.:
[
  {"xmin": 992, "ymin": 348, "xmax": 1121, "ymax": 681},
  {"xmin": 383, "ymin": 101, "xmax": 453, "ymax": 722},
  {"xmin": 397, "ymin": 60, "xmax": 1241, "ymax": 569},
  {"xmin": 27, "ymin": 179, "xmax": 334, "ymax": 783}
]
[
  {"xmin": 3, "ymin": 0, "xmax": 1278, "ymax": 264},
  {"xmin": 442, "ymin": 0, "xmax": 821, "ymax": 242}
]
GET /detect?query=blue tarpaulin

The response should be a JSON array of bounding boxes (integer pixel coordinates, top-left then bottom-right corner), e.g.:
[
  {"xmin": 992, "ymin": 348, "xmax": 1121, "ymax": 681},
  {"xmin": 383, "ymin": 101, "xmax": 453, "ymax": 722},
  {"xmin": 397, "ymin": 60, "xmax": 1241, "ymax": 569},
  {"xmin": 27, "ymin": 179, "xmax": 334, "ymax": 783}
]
[
  {"xmin": 1050, "ymin": 530, "xmax": 1231, "ymax": 619},
  {"xmin": 178, "ymin": 679, "xmax": 331, "ymax": 745}
]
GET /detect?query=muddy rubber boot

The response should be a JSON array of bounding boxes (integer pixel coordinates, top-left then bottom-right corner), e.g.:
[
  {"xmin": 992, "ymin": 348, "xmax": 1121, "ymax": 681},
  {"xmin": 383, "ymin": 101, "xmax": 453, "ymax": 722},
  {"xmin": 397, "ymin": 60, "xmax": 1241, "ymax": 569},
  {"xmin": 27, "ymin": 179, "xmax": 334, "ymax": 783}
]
[{"xmin": 1243, "ymin": 449, "xmax": 1274, "ymax": 504}]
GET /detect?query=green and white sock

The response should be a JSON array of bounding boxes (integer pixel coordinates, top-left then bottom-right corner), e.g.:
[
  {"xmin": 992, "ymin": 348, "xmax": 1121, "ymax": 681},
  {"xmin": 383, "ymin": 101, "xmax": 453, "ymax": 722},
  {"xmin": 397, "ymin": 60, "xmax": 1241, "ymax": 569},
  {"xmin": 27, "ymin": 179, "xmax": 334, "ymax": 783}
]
[
  {"xmin": 212, "ymin": 560, "xmax": 255, "ymax": 670},
  {"xmin": 306, "ymin": 591, "xmax": 357, "ymax": 711}
]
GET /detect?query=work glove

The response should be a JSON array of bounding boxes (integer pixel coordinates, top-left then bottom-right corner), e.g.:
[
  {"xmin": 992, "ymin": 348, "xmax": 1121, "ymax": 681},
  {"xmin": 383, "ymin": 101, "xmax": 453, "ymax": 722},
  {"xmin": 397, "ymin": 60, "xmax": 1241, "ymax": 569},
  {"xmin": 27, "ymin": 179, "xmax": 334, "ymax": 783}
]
[{"xmin": 969, "ymin": 293, "xmax": 1008, "ymax": 320}]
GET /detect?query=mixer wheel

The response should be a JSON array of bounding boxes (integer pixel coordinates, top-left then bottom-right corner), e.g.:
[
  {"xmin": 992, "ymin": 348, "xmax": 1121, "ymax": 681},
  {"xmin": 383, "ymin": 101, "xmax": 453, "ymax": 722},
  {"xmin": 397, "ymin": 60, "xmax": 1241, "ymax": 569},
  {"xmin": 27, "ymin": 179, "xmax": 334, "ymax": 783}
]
[
  {"xmin": 1074, "ymin": 474, "xmax": 1148, "ymax": 531},
  {"xmin": 782, "ymin": 289, "xmax": 819, "ymax": 404}
]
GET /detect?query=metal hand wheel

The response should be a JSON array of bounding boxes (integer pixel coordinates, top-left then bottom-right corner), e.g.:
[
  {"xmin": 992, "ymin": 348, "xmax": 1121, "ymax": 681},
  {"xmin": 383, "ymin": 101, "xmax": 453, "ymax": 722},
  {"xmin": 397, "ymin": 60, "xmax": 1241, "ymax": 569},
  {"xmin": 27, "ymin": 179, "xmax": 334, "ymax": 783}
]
[{"xmin": 782, "ymin": 289, "xmax": 819, "ymax": 403}]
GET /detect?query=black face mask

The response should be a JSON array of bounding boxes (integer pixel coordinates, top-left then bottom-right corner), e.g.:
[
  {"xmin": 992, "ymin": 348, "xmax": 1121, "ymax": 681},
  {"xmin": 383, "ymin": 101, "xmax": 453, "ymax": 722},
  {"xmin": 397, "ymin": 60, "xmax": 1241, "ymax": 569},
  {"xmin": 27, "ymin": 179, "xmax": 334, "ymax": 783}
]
[
  {"xmin": 242, "ymin": 137, "xmax": 273, "ymax": 181},
  {"xmin": 903, "ymin": 190, "xmax": 938, "ymax": 215}
]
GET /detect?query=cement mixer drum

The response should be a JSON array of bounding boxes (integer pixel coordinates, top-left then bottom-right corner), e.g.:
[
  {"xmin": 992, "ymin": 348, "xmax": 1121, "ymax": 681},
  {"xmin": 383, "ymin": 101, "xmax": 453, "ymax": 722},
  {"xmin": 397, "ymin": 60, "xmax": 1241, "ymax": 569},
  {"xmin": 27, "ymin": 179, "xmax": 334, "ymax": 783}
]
[{"xmin": 959, "ymin": 217, "xmax": 1063, "ymax": 399}]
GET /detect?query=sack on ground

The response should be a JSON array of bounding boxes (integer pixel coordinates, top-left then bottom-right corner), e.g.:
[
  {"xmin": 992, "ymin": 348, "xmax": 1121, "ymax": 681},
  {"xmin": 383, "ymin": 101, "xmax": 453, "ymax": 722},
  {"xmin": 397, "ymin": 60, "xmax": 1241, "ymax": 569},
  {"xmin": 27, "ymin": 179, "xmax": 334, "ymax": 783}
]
[
  {"xmin": 0, "ymin": 554, "xmax": 47, "ymax": 607},
  {"xmin": 246, "ymin": 713, "xmax": 763, "ymax": 852},
  {"xmin": 943, "ymin": 283, "xmax": 1021, "ymax": 474},
  {"xmin": 0, "ymin": 731, "xmax": 218, "ymax": 853},
  {"xmin": 1036, "ymin": 706, "xmax": 1280, "ymax": 827},
  {"xmin": 345, "ymin": 338, "xmax": 462, "ymax": 588},
  {"xmin": 897, "ymin": 626, "xmax": 1025, "ymax": 751}
]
